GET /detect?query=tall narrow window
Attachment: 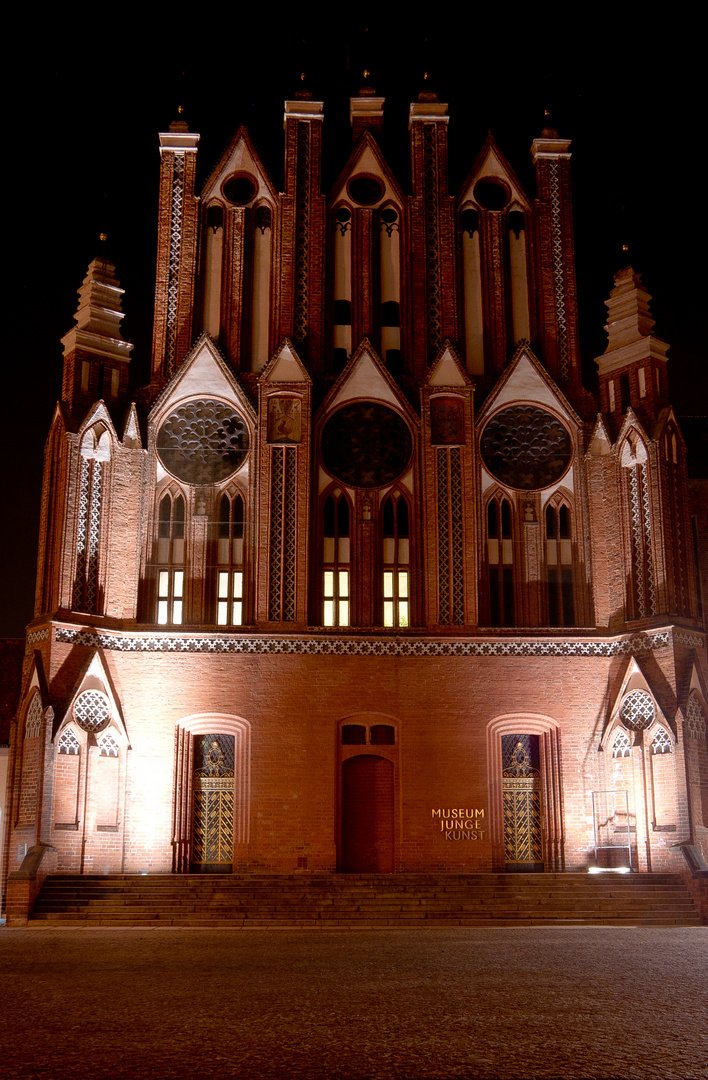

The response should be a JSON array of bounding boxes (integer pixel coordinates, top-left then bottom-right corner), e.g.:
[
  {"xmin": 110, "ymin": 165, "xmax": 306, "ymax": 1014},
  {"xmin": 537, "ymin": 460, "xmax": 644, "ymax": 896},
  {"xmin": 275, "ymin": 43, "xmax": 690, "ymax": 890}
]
[
  {"xmin": 545, "ymin": 502, "xmax": 574, "ymax": 626},
  {"xmin": 216, "ymin": 493, "xmax": 245, "ymax": 626},
  {"xmin": 487, "ymin": 497, "xmax": 514, "ymax": 626},
  {"xmin": 157, "ymin": 492, "xmax": 185, "ymax": 625},
  {"xmin": 382, "ymin": 495, "xmax": 409, "ymax": 627},
  {"xmin": 323, "ymin": 492, "xmax": 350, "ymax": 626}
]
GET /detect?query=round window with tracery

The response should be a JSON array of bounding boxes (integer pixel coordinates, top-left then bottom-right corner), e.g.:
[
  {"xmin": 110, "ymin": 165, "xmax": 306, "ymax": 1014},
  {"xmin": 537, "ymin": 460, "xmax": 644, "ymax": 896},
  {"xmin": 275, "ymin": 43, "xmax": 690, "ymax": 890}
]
[
  {"xmin": 74, "ymin": 690, "xmax": 111, "ymax": 733},
  {"xmin": 480, "ymin": 405, "xmax": 571, "ymax": 490},
  {"xmin": 156, "ymin": 400, "xmax": 249, "ymax": 485},
  {"xmin": 619, "ymin": 689, "xmax": 656, "ymax": 731}
]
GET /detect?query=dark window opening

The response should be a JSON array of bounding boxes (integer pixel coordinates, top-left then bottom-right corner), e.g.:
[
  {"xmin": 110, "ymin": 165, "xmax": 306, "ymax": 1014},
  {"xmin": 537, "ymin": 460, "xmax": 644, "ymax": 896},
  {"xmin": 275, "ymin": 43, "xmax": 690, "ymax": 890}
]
[
  {"xmin": 333, "ymin": 299, "xmax": 351, "ymax": 325},
  {"xmin": 342, "ymin": 725, "xmax": 367, "ymax": 745},
  {"xmin": 370, "ymin": 725, "xmax": 395, "ymax": 745}
]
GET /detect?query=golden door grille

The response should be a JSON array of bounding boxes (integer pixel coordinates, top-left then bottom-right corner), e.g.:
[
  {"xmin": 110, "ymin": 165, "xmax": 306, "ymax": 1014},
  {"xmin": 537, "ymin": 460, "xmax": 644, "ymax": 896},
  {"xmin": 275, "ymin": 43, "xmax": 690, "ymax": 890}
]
[
  {"xmin": 502, "ymin": 735, "xmax": 543, "ymax": 865},
  {"xmin": 192, "ymin": 734, "xmax": 234, "ymax": 866}
]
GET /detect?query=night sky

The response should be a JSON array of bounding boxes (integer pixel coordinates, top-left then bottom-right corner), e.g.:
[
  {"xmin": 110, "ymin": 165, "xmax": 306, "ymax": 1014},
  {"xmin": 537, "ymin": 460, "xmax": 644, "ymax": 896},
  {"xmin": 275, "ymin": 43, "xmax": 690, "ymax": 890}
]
[{"xmin": 3, "ymin": 23, "xmax": 703, "ymax": 638}]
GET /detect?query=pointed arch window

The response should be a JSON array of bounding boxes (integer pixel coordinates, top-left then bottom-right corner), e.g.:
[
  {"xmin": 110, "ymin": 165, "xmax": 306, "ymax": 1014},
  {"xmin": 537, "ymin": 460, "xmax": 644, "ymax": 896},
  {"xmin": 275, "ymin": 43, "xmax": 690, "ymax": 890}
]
[
  {"xmin": 57, "ymin": 727, "xmax": 80, "ymax": 756},
  {"xmin": 382, "ymin": 494, "xmax": 409, "ymax": 628},
  {"xmin": 622, "ymin": 435, "xmax": 656, "ymax": 620},
  {"xmin": 650, "ymin": 726, "xmax": 673, "ymax": 755},
  {"xmin": 157, "ymin": 491, "xmax": 185, "ymax": 625},
  {"xmin": 216, "ymin": 493, "xmax": 245, "ymax": 626},
  {"xmin": 612, "ymin": 729, "xmax": 632, "ymax": 759},
  {"xmin": 487, "ymin": 496, "xmax": 514, "ymax": 626},
  {"xmin": 545, "ymin": 501, "xmax": 575, "ymax": 626},
  {"xmin": 72, "ymin": 426, "xmax": 110, "ymax": 614},
  {"xmin": 323, "ymin": 491, "xmax": 350, "ymax": 627}
]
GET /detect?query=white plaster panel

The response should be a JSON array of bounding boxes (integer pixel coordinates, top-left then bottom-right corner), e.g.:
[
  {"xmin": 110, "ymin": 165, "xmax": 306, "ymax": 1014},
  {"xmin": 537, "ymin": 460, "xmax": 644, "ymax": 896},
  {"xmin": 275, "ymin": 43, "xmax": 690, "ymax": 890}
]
[
  {"xmin": 429, "ymin": 349, "xmax": 466, "ymax": 386},
  {"xmin": 330, "ymin": 144, "xmax": 398, "ymax": 207},
  {"xmin": 492, "ymin": 355, "xmax": 571, "ymax": 418},
  {"xmin": 481, "ymin": 467, "xmax": 495, "ymax": 493},
  {"xmin": 332, "ymin": 353, "xmax": 397, "ymax": 408},
  {"xmin": 168, "ymin": 347, "xmax": 237, "ymax": 403},
  {"xmin": 267, "ymin": 347, "xmax": 307, "ymax": 382},
  {"xmin": 540, "ymin": 467, "xmax": 575, "ymax": 504}
]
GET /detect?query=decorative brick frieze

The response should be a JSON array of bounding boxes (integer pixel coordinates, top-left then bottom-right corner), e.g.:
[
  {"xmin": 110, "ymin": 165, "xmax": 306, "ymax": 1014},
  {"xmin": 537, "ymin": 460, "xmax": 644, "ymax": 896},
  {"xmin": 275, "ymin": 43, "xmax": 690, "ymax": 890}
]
[{"xmin": 55, "ymin": 624, "xmax": 672, "ymax": 657}]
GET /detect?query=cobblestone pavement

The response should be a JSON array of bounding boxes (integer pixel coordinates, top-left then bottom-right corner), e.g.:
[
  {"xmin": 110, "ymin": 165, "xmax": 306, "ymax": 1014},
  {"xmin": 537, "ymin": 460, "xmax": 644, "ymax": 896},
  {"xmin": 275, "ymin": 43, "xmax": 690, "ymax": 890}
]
[{"xmin": 1, "ymin": 926, "xmax": 706, "ymax": 1080}]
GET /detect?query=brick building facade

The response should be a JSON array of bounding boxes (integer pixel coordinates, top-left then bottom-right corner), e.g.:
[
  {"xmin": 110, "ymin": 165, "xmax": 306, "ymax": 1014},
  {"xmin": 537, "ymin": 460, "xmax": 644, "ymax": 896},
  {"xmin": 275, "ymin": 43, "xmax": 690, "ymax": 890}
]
[{"xmin": 3, "ymin": 86, "xmax": 708, "ymax": 896}]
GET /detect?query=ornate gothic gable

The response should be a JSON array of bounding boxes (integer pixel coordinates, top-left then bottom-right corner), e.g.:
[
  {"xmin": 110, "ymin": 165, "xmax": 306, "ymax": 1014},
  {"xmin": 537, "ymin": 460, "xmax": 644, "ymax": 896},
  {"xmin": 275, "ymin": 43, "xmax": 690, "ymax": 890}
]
[
  {"xmin": 328, "ymin": 130, "xmax": 406, "ymax": 210},
  {"xmin": 458, "ymin": 132, "xmax": 532, "ymax": 212},
  {"xmin": 200, "ymin": 125, "xmax": 279, "ymax": 205},
  {"xmin": 149, "ymin": 333, "xmax": 257, "ymax": 427}
]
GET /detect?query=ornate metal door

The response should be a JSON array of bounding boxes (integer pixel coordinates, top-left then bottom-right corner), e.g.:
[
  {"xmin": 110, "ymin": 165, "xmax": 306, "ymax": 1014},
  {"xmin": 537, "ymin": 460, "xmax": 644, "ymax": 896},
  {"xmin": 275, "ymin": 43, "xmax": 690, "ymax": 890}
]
[
  {"xmin": 191, "ymin": 734, "xmax": 235, "ymax": 873},
  {"xmin": 502, "ymin": 734, "xmax": 544, "ymax": 872}
]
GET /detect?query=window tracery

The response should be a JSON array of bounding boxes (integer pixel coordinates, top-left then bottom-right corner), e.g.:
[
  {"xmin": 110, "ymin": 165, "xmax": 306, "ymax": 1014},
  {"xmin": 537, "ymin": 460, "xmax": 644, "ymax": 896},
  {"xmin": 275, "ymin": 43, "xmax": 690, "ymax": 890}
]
[
  {"xmin": 650, "ymin": 726, "xmax": 672, "ymax": 755},
  {"xmin": 57, "ymin": 727, "xmax": 80, "ymax": 755},
  {"xmin": 612, "ymin": 728, "xmax": 632, "ymax": 758},
  {"xmin": 322, "ymin": 491, "xmax": 350, "ymax": 627},
  {"xmin": 215, "ymin": 492, "xmax": 245, "ymax": 626},
  {"xmin": 382, "ymin": 494, "xmax": 409, "ymax": 628},
  {"xmin": 99, "ymin": 733, "xmax": 120, "ymax": 757},
  {"xmin": 686, "ymin": 694, "xmax": 706, "ymax": 739},
  {"xmin": 156, "ymin": 490, "xmax": 186, "ymax": 625},
  {"xmin": 25, "ymin": 694, "xmax": 43, "ymax": 739},
  {"xmin": 545, "ymin": 500, "xmax": 574, "ymax": 626},
  {"xmin": 487, "ymin": 496, "xmax": 514, "ymax": 626}
]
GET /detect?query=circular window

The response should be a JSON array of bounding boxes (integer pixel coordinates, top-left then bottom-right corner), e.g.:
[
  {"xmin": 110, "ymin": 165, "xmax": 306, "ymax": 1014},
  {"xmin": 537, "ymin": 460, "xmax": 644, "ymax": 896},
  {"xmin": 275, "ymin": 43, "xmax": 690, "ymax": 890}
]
[
  {"xmin": 335, "ymin": 206, "xmax": 351, "ymax": 224},
  {"xmin": 74, "ymin": 690, "xmax": 111, "ymax": 733},
  {"xmin": 223, "ymin": 174, "xmax": 257, "ymax": 205},
  {"xmin": 321, "ymin": 402, "xmax": 412, "ymax": 488},
  {"xmin": 348, "ymin": 176, "xmax": 384, "ymax": 206},
  {"xmin": 480, "ymin": 406, "xmax": 571, "ymax": 490},
  {"xmin": 620, "ymin": 690, "xmax": 656, "ymax": 731},
  {"xmin": 474, "ymin": 178, "xmax": 510, "ymax": 211},
  {"xmin": 157, "ymin": 400, "xmax": 249, "ymax": 485}
]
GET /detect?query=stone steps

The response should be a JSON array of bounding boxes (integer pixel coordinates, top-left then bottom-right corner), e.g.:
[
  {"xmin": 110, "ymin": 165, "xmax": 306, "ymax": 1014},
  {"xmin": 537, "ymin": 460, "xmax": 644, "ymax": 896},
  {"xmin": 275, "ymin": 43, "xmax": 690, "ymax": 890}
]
[{"xmin": 29, "ymin": 872, "xmax": 702, "ymax": 927}]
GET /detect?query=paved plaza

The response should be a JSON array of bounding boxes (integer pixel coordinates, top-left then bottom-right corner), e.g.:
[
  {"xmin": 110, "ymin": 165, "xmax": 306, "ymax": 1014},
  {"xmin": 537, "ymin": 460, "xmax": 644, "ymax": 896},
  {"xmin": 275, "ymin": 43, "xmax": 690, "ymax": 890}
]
[{"xmin": 1, "ymin": 926, "xmax": 706, "ymax": 1079}]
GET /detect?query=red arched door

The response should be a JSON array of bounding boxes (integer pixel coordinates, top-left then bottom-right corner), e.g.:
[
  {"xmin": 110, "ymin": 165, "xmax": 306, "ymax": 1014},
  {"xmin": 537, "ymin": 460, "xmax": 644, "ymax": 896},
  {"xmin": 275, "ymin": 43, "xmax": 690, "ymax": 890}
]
[{"xmin": 340, "ymin": 755, "xmax": 394, "ymax": 872}]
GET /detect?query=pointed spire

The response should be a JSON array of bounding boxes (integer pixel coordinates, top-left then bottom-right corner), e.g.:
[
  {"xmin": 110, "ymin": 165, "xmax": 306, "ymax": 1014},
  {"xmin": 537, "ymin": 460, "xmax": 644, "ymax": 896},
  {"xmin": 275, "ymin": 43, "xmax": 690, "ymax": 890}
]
[
  {"xmin": 65, "ymin": 256, "xmax": 131, "ymax": 348},
  {"xmin": 60, "ymin": 256, "xmax": 133, "ymax": 414},
  {"xmin": 595, "ymin": 267, "xmax": 670, "ymax": 426},
  {"xmin": 603, "ymin": 266, "xmax": 658, "ymax": 349}
]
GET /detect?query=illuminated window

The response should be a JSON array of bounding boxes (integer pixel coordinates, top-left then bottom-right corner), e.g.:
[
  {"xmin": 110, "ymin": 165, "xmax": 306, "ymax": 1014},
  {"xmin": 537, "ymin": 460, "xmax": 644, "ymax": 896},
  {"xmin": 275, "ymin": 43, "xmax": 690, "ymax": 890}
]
[
  {"xmin": 382, "ymin": 495, "xmax": 409, "ymax": 628},
  {"xmin": 545, "ymin": 502, "xmax": 575, "ymax": 626},
  {"xmin": 216, "ymin": 494, "xmax": 245, "ymax": 626},
  {"xmin": 156, "ymin": 492, "xmax": 185, "ymax": 625},
  {"xmin": 487, "ymin": 497, "xmax": 514, "ymax": 626},
  {"xmin": 323, "ymin": 493, "xmax": 350, "ymax": 627}
]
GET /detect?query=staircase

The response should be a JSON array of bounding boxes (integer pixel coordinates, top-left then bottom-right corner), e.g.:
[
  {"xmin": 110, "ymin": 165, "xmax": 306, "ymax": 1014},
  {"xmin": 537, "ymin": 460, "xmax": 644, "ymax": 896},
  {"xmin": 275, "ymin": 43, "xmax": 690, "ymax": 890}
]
[{"xmin": 28, "ymin": 872, "xmax": 702, "ymax": 927}]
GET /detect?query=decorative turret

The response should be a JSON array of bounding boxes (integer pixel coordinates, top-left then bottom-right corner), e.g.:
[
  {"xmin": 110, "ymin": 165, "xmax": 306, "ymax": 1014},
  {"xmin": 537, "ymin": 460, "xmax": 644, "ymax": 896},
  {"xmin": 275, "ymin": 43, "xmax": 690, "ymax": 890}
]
[
  {"xmin": 531, "ymin": 125, "xmax": 581, "ymax": 386},
  {"xmin": 60, "ymin": 255, "xmax": 133, "ymax": 418},
  {"xmin": 408, "ymin": 88, "xmax": 457, "ymax": 376},
  {"xmin": 350, "ymin": 83, "xmax": 385, "ymax": 143},
  {"xmin": 280, "ymin": 86, "xmax": 326, "ymax": 370},
  {"xmin": 595, "ymin": 267, "xmax": 669, "ymax": 429},
  {"xmin": 150, "ymin": 111, "xmax": 200, "ymax": 383}
]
